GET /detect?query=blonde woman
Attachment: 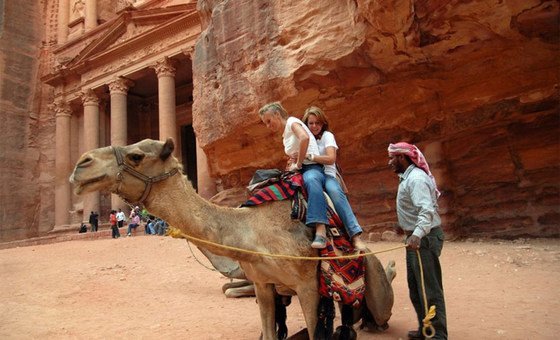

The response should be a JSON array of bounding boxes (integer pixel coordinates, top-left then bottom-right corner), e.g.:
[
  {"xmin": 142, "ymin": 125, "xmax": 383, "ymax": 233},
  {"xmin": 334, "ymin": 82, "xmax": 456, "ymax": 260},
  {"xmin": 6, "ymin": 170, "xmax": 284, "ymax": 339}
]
[{"xmin": 259, "ymin": 102, "xmax": 329, "ymax": 249}]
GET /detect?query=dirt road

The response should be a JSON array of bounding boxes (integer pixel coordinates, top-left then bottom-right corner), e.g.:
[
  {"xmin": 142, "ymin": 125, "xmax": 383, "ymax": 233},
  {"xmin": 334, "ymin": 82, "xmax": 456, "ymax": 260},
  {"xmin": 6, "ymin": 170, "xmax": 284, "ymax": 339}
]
[{"xmin": 1, "ymin": 235, "xmax": 558, "ymax": 339}]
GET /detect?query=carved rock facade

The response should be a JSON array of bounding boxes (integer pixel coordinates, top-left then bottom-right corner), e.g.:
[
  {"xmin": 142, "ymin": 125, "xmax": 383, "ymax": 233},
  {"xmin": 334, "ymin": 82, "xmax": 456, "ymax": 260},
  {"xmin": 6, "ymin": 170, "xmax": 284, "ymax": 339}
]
[
  {"xmin": 192, "ymin": 0, "xmax": 560, "ymax": 238},
  {"xmin": 0, "ymin": 0, "xmax": 558, "ymax": 241}
]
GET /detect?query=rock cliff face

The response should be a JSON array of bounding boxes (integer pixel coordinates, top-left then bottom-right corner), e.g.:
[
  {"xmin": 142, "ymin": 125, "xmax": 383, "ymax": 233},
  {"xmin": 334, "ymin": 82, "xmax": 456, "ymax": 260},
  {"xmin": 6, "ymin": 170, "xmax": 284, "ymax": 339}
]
[
  {"xmin": 0, "ymin": 0, "xmax": 55, "ymax": 240},
  {"xmin": 192, "ymin": 0, "xmax": 559, "ymax": 237}
]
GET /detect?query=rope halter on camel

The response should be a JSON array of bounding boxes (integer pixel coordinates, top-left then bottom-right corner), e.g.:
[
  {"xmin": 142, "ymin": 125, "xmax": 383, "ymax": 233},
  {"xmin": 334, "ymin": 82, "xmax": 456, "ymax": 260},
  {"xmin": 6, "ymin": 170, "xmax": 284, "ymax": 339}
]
[{"xmin": 112, "ymin": 146, "xmax": 180, "ymax": 205}]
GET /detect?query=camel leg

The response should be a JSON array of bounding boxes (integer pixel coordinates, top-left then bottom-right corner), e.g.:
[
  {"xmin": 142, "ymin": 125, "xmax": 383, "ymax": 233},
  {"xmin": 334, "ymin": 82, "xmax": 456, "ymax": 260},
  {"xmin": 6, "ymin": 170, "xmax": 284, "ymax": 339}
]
[
  {"xmin": 224, "ymin": 283, "xmax": 256, "ymax": 298},
  {"xmin": 254, "ymin": 282, "xmax": 277, "ymax": 340},
  {"xmin": 222, "ymin": 280, "xmax": 251, "ymax": 293},
  {"xmin": 295, "ymin": 286, "xmax": 320, "ymax": 339}
]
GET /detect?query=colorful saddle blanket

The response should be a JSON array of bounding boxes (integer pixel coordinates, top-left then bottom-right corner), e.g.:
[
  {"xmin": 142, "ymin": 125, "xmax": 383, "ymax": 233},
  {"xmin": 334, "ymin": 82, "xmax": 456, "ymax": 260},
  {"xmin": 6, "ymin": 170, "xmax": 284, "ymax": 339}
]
[
  {"xmin": 242, "ymin": 171, "xmax": 365, "ymax": 307},
  {"xmin": 241, "ymin": 171, "xmax": 305, "ymax": 207},
  {"xmin": 318, "ymin": 207, "xmax": 365, "ymax": 308}
]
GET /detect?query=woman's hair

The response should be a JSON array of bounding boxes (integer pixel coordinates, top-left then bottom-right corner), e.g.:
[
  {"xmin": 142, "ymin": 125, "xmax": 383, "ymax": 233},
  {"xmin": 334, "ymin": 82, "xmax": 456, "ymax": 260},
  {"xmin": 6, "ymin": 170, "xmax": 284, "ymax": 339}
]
[
  {"xmin": 302, "ymin": 106, "xmax": 330, "ymax": 133},
  {"xmin": 258, "ymin": 102, "xmax": 288, "ymax": 119}
]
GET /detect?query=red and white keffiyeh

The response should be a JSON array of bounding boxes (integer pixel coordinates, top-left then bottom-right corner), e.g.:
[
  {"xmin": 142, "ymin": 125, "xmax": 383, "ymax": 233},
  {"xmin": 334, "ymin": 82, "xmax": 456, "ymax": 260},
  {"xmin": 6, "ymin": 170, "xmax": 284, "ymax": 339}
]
[{"xmin": 388, "ymin": 142, "xmax": 441, "ymax": 198}]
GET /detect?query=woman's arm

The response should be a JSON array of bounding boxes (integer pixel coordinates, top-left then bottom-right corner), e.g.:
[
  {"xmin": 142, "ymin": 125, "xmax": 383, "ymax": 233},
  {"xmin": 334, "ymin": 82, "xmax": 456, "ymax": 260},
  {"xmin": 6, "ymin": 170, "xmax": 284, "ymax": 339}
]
[
  {"xmin": 291, "ymin": 122, "xmax": 309, "ymax": 169},
  {"xmin": 309, "ymin": 146, "xmax": 336, "ymax": 165}
]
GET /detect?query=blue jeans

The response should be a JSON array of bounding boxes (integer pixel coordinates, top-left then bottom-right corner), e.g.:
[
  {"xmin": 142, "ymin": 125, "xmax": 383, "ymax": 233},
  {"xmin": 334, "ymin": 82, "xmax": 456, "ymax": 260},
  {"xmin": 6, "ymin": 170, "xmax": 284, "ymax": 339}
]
[
  {"xmin": 324, "ymin": 175, "xmax": 363, "ymax": 239},
  {"xmin": 301, "ymin": 164, "xmax": 329, "ymax": 227},
  {"xmin": 127, "ymin": 223, "xmax": 138, "ymax": 234}
]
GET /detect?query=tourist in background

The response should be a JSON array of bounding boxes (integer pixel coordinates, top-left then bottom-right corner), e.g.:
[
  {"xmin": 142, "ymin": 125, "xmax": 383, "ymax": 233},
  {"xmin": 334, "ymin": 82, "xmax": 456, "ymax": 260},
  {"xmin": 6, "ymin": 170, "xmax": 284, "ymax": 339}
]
[
  {"xmin": 155, "ymin": 218, "xmax": 167, "ymax": 236},
  {"xmin": 127, "ymin": 212, "xmax": 140, "ymax": 236},
  {"xmin": 145, "ymin": 216, "xmax": 156, "ymax": 235},
  {"xmin": 89, "ymin": 211, "xmax": 99, "ymax": 232},
  {"xmin": 116, "ymin": 208, "xmax": 126, "ymax": 230},
  {"xmin": 387, "ymin": 142, "xmax": 447, "ymax": 340},
  {"xmin": 109, "ymin": 210, "xmax": 120, "ymax": 239}
]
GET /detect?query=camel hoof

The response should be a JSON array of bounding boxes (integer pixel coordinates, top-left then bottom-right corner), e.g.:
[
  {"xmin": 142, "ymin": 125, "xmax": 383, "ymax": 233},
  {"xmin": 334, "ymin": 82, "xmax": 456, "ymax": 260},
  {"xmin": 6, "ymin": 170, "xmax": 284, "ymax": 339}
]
[
  {"xmin": 385, "ymin": 260, "xmax": 396, "ymax": 283},
  {"xmin": 286, "ymin": 328, "xmax": 309, "ymax": 340},
  {"xmin": 360, "ymin": 320, "xmax": 389, "ymax": 333},
  {"xmin": 221, "ymin": 279, "xmax": 253, "ymax": 293},
  {"xmin": 333, "ymin": 325, "xmax": 357, "ymax": 340},
  {"xmin": 224, "ymin": 285, "xmax": 256, "ymax": 298}
]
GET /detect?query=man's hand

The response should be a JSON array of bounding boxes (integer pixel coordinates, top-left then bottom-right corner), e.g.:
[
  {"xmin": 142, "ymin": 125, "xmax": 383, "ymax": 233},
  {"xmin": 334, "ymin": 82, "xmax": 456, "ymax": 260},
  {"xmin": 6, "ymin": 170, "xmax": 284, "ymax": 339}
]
[{"xmin": 406, "ymin": 235, "xmax": 421, "ymax": 250}]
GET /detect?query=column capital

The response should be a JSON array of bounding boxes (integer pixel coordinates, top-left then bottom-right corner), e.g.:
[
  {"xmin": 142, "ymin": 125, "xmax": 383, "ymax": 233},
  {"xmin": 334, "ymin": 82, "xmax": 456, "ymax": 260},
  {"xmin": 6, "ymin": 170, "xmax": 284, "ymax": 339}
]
[
  {"xmin": 51, "ymin": 100, "xmax": 72, "ymax": 117},
  {"xmin": 181, "ymin": 46, "xmax": 195, "ymax": 59},
  {"xmin": 153, "ymin": 57, "xmax": 177, "ymax": 78},
  {"xmin": 80, "ymin": 88, "xmax": 99, "ymax": 106},
  {"xmin": 108, "ymin": 77, "xmax": 134, "ymax": 95}
]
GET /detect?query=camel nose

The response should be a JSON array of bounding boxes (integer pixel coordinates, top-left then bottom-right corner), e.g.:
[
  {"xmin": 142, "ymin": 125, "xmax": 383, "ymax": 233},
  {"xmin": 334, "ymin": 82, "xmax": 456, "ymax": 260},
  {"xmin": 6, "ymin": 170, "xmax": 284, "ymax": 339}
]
[{"xmin": 76, "ymin": 155, "xmax": 93, "ymax": 168}]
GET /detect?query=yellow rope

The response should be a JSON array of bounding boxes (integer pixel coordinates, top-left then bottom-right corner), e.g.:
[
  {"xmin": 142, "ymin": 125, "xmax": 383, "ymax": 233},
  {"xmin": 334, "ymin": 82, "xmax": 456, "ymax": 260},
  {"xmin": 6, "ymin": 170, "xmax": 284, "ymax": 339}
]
[
  {"xmin": 167, "ymin": 227, "xmax": 406, "ymax": 261},
  {"xmin": 416, "ymin": 249, "xmax": 436, "ymax": 339}
]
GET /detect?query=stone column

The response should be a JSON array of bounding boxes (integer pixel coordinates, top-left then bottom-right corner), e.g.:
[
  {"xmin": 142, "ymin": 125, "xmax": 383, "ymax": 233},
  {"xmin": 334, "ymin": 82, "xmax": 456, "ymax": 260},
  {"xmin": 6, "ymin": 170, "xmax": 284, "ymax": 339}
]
[
  {"xmin": 108, "ymin": 77, "xmax": 134, "ymax": 209},
  {"xmin": 57, "ymin": 0, "xmax": 69, "ymax": 44},
  {"xmin": 84, "ymin": 0, "xmax": 98, "ymax": 31},
  {"xmin": 153, "ymin": 57, "xmax": 178, "ymax": 147},
  {"xmin": 81, "ymin": 89, "xmax": 100, "ymax": 220},
  {"xmin": 53, "ymin": 100, "xmax": 72, "ymax": 229},
  {"xmin": 195, "ymin": 142, "xmax": 216, "ymax": 199}
]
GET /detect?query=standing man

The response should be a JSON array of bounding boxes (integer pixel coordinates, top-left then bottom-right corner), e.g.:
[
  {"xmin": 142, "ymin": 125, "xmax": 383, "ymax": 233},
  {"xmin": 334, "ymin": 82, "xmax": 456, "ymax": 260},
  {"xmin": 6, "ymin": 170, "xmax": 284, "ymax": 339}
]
[
  {"xmin": 116, "ymin": 208, "xmax": 126, "ymax": 231},
  {"xmin": 89, "ymin": 211, "xmax": 99, "ymax": 232},
  {"xmin": 388, "ymin": 142, "xmax": 447, "ymax": 340}
]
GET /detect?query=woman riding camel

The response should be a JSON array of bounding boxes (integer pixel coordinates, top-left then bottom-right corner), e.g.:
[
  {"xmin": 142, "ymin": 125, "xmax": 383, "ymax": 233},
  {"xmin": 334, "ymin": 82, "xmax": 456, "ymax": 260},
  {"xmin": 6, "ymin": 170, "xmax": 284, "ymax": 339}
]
[
  {"xmin": 302, "ymin": 106, "xmax": 367, "ymax": 251},
  {"xmin": 258, "ymin": 102, "xmax": 329, "ymax": 249}
]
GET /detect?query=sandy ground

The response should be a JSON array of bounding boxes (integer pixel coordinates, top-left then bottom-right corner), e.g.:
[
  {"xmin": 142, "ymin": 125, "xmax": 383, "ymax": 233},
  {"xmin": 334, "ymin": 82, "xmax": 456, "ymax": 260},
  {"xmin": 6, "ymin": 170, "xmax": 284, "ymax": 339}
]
[{"xmin": 1, "ymin": 234, "xmax": 559, "ymax": 339}]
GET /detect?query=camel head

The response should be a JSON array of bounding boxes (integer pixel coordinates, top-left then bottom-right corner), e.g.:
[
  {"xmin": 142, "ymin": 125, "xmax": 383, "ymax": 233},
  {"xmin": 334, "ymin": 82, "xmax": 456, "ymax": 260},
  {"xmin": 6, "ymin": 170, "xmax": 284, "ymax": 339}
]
[{"xmin": 70, "ymin": 138, "xmax": 179, "ymax": 203}]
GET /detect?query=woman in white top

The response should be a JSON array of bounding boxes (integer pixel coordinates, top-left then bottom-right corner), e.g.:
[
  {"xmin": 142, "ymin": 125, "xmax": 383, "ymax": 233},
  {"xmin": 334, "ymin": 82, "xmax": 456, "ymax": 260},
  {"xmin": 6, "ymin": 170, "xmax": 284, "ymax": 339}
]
[
  {"xmin": 302, "ymin": 106, "xmax": 366, "ymax": 251},
  {"xmin": 259, "ymin": 102, "xmax": 329, "ymax": 249}
]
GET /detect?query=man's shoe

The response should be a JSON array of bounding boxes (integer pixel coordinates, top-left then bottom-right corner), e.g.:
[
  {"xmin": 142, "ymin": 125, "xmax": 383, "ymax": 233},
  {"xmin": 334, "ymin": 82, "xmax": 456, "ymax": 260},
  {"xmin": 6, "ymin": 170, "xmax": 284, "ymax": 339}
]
[{"xmin": 407, "ymin": 330, "xmax": 423, "ymax": 339}]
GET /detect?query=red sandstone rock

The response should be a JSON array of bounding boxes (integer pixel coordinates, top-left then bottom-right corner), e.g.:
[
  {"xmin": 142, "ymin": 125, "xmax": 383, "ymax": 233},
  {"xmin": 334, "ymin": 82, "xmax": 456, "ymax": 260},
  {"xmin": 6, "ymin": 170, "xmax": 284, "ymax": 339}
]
[
  {"xmin": 0, "ymin": 0, "xmax": 558, "ymax": 241},
  {"xmin": 192, "ymin": 0, "xmax": 560, "ymax": 237}
]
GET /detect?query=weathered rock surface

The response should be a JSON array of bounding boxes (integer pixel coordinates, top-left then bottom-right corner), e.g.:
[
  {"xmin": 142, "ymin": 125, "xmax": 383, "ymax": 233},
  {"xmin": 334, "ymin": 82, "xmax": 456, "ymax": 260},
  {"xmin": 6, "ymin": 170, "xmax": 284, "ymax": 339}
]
[
  {"xmin": 0, "ymin": 0, "xmax": 558, "ymax": 241},
  {"xmin": 192, "ymin": 0, "xmax": 559, "ymax": 237},
  {"xmin": 0, "ymin": 0, "xmax": 55, "ymax": 240}
]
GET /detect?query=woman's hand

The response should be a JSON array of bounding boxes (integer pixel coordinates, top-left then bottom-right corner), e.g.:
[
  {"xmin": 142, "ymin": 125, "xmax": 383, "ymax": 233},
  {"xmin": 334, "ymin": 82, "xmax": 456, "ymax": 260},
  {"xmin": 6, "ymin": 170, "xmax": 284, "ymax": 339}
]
[
  {"xmin": 287, "ymin": 163, "xmax": 301, "ymax": 172},
  {"xmin": 288, "ymin": 153, "xmax": 298, "ymax": 164}
]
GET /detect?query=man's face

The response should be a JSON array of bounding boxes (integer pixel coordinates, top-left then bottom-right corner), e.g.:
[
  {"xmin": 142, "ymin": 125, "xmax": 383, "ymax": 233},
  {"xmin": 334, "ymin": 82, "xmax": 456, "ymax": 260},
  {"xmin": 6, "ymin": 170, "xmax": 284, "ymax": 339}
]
[{"xmin": 388, "ymin": 154, "xmax": 406, "ymax": 174}]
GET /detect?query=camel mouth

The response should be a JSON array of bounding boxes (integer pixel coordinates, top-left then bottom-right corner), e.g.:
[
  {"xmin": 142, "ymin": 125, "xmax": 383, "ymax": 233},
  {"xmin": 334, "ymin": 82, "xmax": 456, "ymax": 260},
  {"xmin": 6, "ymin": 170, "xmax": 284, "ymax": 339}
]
[{"xmin": 72, "ymin": 174, "xmax": 107, "ymax": 194}]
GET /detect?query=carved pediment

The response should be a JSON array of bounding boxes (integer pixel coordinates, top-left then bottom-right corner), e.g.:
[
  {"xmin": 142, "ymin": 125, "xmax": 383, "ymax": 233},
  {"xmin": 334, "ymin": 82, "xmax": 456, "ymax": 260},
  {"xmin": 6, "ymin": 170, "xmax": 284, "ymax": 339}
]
[{"xmin": 67, "ymin": 4, "xmax": 196, "ymax": 69}]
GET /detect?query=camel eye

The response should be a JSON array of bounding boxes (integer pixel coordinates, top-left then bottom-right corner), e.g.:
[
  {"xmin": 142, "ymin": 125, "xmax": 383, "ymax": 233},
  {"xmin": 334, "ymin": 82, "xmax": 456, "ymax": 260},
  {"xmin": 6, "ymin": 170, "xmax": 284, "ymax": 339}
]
[{"xmin": 128, "ymin": 153, "xmax": 145, "ymax": 164}]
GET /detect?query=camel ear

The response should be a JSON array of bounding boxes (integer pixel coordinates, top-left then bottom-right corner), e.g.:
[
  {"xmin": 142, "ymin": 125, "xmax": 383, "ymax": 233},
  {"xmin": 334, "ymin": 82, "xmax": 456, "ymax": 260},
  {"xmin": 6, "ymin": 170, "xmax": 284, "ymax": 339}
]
[{"xmin": 160, "ymin": 138, "xmax": 175, "ymax": 161}]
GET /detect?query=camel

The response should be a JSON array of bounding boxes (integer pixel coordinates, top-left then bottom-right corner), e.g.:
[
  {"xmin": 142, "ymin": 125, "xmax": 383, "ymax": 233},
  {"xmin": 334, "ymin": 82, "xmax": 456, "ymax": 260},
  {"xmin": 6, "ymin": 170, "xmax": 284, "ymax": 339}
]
[
  {"xmin": 197, "ymin": 246, "xmax": 256, "ymax": 298},
  {"xmin": 70, "ymin": 138, "xmax": 396, "ymax": 339}
]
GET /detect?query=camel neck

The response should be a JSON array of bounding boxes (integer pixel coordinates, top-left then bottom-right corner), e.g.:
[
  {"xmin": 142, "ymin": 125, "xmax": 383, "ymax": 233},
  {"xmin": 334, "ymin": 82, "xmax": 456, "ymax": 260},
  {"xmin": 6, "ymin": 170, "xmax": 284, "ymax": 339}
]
[{"xmin": 143, "ymin": 174, "xmax": 250, "ymax": 260}]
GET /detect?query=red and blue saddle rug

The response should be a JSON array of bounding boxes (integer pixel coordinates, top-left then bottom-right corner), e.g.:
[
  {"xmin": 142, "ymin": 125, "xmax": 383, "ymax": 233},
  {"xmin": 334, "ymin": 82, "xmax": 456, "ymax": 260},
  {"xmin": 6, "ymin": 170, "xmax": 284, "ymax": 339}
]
[{"xmin": 242, "ymin": 172, "xmax": 365, "ymax": 308}]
